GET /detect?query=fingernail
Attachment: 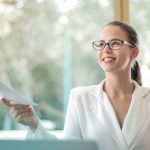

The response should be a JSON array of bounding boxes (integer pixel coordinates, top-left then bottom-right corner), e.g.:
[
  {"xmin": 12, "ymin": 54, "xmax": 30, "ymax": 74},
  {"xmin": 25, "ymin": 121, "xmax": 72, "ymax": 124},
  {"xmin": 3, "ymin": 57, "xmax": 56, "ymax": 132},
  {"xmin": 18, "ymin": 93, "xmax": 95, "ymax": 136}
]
[
  {"xmin": 27, "ymin": 106, "xmax": 32, "ymax": 112},
  {"xmin": 12, "ymin": 105, "xmax": 16, "ymax": 108}
]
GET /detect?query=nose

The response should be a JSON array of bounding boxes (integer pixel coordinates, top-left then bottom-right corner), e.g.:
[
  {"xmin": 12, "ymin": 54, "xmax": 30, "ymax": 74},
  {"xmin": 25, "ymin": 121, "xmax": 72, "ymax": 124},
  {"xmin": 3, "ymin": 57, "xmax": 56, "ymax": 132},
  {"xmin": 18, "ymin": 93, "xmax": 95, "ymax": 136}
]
[{"xmin": 103, "ymin": 43, "xmax": 112, "ymax": 53}]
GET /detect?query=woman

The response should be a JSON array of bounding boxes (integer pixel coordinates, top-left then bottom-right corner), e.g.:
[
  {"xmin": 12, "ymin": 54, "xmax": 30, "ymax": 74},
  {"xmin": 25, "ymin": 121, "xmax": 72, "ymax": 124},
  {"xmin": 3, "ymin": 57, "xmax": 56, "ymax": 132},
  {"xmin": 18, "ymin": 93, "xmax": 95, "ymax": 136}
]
[{"xmin": 2, "ymin": 21, "xmax": 150, "ymax": 150}]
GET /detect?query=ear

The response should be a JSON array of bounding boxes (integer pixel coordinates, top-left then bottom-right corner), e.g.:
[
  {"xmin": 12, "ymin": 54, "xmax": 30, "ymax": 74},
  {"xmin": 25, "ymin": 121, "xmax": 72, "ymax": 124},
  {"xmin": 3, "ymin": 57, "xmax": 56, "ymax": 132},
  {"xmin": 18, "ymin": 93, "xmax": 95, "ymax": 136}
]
[{"xmin": 130, "ymin": 47, "xmax": 139, "ymax": 59}]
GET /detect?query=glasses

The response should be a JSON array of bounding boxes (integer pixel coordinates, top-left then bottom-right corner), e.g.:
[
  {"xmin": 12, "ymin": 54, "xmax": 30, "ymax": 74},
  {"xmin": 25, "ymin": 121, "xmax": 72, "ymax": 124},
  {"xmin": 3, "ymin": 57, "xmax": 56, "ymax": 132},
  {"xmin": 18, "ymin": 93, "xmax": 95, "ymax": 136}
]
[{"xmin": 92, "ymin": 39, "xmax": 134, "ymax": 51}]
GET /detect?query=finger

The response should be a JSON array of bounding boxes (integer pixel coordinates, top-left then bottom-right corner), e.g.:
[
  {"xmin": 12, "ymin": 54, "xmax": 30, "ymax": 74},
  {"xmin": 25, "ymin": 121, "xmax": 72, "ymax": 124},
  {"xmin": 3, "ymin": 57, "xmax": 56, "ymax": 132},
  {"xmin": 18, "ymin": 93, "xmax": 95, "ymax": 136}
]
[
  {"xmin": 15, "ymin": 111, "xmax": 34, "ymax": 123},
  {"xmin": 1, "ymin": 98, "xmax": 13, "ymax": 107},
  {"xmin": 10, "ymin": 105, "xmax": 33, "ymax": 119},
  {"xmin": 11, "ymin": 104, "xmax": 31, "ymax": 110},
  {"xmin": 12, "ymin": 109, "xmax": 36, "ymax": 126}
]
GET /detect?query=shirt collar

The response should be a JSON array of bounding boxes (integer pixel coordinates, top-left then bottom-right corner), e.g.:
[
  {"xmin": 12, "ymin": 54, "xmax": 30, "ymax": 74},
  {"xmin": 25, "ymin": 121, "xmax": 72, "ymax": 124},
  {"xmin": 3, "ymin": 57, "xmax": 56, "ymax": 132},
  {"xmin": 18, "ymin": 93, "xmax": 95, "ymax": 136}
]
[{"xmin": 97, "ymin": 79, "xmax": 149, "ymax": 97}]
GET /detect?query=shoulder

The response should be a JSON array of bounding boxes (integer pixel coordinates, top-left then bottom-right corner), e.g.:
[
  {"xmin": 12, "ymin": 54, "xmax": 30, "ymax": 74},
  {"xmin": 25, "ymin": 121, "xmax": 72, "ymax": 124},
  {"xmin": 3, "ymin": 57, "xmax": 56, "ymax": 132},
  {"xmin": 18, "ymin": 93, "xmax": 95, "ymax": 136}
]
[
  {"xmin": 69, "ymin": 80, "xmax": 105, "ymax": 104},
  {"xmin": 69, "ymin": 85, "xmax": 100, "ymax": 111},
  {"xmin": 137, "ymin": 86, "xmax": 150, "ymax": 102},
  {"xmin": 69, "ymin": 84, "xmax": 100, "ymax": 106},
  {"xmin": 71, "ymin": 85, "xmax": 99, "ymax": 97},
  {"xmin": 140, "ymin": 86, "xmax": 150, "ymax": 96},
  {"xmin": 133, "ymin": 81, "xmax": 150, "ymax": 99}
]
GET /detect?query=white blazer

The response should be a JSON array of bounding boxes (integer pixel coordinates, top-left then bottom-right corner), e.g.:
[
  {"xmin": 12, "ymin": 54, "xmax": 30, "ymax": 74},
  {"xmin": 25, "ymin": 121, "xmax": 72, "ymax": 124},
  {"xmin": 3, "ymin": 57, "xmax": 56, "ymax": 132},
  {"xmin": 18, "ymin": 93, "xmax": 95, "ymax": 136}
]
[{"xmin": 28, "ymin": 80, "xmax": 150, "ymax": 150}]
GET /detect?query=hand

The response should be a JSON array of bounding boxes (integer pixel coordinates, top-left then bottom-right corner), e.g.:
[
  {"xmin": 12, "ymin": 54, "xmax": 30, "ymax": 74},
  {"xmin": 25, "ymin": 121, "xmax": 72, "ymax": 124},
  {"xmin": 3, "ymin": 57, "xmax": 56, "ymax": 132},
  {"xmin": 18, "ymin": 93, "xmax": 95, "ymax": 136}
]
[{"xmin": 1, "ymin": 98, "xmax": 39, "ymax": 131}]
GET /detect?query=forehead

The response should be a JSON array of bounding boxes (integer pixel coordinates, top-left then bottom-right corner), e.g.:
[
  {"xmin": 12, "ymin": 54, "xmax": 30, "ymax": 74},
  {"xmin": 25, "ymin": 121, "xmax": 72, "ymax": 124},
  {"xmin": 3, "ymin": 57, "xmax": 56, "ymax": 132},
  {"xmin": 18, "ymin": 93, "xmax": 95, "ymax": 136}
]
[{"xmin": 99, "ymin": 25, "xmax": 128, "ymax": 41}]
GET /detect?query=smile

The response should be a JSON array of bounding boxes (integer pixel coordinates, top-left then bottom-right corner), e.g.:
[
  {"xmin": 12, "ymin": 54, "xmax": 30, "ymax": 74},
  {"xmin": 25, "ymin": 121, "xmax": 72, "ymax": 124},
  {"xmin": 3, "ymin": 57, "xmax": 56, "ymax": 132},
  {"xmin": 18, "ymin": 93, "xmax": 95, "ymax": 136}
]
[{"xmin": 102, "ymin": 57, "xmax": 116, "ymax": 63}]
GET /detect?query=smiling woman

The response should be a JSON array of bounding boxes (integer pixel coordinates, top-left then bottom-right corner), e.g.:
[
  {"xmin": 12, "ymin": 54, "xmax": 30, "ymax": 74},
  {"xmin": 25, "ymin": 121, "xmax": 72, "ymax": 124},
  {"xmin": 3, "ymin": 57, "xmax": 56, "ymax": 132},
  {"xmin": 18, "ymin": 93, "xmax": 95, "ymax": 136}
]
[
  {"xmin": 2, "ymin": 21, "xmax": 150, "ymax": 150},
  {"xmin": 96, "ymin": 21, "xmax": 141, "ymax": 86}
]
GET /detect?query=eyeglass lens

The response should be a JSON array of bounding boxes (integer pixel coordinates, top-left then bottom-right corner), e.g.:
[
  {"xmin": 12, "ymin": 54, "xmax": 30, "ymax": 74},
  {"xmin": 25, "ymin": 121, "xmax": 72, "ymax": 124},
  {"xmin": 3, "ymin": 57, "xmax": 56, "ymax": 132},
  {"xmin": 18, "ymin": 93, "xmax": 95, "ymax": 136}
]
[{"xmin": 93, "ymin": 39, "xmax": 123, "ymax": 51}]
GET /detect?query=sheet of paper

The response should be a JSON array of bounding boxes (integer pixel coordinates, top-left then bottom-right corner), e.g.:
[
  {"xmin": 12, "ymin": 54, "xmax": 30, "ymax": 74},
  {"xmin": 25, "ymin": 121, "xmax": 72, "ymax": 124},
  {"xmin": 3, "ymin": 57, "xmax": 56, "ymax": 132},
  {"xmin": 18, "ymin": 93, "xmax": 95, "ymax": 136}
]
[{"xmin": 0, "ymin": 82, "xmax": 37, "ymax": 106}]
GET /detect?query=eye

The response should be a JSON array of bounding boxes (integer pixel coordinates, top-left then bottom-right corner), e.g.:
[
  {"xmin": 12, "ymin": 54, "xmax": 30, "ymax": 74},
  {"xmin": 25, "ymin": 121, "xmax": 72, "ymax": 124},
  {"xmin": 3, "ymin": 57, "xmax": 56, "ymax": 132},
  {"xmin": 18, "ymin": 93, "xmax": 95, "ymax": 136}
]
[
  {"xmin": 98, "ymin": 41, "xmax": 105, "ymax": 48},
  {"xmin": 110, "ymin": 40, "xmax": 122, "ymax": 47}
]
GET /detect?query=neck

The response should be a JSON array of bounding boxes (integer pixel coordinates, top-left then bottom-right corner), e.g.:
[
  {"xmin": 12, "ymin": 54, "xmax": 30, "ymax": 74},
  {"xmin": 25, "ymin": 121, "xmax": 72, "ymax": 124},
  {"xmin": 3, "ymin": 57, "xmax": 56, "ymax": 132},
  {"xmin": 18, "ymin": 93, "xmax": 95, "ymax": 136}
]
[{"xmin": 104, "ymin": 72, "xmax": 134, "ymax": 97}]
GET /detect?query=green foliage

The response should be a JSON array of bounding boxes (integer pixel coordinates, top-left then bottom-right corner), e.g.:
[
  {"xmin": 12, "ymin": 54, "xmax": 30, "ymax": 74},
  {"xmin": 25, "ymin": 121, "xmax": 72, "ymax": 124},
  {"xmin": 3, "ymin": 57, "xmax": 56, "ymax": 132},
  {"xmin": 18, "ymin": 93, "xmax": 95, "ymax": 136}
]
[{"xmin": 0, "ymin": 0, "xmax": 113, "ymax": 130}]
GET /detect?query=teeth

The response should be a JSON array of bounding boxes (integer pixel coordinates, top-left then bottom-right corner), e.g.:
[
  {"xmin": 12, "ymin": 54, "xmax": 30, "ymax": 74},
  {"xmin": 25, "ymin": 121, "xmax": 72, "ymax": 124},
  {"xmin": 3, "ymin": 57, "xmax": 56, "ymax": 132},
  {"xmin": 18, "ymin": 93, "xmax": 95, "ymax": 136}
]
[{"xmin": 103, "ymin": 58, "xmax": 115, "ymax": 63}]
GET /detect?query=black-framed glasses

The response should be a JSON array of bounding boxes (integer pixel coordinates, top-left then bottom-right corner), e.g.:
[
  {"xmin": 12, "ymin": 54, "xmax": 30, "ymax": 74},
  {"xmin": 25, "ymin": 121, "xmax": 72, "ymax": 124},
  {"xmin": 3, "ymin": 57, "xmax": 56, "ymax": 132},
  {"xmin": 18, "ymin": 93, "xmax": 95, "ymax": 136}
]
[{"xmin": 92, "ymin": 39, "xmax": 134, "ymax": 51}]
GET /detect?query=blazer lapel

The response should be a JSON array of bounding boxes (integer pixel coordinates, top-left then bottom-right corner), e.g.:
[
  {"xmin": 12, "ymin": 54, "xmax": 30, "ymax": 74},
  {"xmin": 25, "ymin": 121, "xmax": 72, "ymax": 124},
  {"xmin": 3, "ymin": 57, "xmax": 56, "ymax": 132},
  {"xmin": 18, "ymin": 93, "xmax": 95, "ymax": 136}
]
[
  {"xmin": 100, "ymin": 92, "xmax": 128, "ymax": 149},
  {"xmin": 93, "ymin": 81, "xmax": 128, "ymax": 149},
  {"xmin": 122, "ymin": 82, "xmax": 150, "ymax": 148}
]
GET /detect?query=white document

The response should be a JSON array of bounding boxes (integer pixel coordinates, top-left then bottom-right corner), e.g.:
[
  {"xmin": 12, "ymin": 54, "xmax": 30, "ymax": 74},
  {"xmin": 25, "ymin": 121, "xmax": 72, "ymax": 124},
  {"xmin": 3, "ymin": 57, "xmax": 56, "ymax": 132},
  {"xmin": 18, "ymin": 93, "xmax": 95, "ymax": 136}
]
[{"xmin": 0, "ymin": 82, "xmax": 37, "ymax": 106}]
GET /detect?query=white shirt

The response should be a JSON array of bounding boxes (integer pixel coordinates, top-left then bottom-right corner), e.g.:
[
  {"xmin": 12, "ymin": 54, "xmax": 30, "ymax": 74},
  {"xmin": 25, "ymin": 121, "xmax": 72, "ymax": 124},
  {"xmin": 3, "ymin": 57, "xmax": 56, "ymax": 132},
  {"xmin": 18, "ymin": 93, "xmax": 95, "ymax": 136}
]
[{"xmin": 28, "ymin": 80, "xmax": 150, "ymax": 150}]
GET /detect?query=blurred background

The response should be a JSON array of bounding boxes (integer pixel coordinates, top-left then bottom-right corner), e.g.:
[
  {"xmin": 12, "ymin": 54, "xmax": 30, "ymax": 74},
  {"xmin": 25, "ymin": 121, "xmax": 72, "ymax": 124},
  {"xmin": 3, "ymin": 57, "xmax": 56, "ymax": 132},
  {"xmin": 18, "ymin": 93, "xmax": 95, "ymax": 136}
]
[{"xmin": 0, "ymin": 0, "xmax": 150, "ymax": 134}]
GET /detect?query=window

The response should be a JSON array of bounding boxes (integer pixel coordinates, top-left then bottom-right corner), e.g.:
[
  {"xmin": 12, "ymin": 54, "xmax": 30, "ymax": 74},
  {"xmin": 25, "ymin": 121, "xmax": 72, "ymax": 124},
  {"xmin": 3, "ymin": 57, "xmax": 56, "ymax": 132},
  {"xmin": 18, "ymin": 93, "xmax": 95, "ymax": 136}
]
[
  {"xmin": 0, "ymin": 0, "xmax": 113, "ymax": 131},
  {"xmin": 129, "ymin": 0, "xmax": 150, "ymax": 86}
]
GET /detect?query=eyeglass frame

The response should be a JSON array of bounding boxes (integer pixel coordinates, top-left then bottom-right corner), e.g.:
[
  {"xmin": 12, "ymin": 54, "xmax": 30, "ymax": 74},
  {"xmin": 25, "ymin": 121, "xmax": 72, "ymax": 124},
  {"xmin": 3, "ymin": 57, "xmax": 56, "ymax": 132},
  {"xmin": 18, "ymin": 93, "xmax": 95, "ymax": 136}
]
[{"xmin": 92, "ymin": 38, "xmax": 135, "ymax": 51}]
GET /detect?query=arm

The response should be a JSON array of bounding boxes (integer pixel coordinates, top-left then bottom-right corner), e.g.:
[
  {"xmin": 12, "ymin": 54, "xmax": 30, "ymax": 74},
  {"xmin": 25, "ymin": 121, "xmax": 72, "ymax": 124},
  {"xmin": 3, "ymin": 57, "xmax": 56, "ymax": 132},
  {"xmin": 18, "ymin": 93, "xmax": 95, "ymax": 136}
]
[
  {"xmin": 1, "ymin": 89, "xmax": 82, "ymax": 140},
  {"xmin": 1, "ymin": 98, "xmax": 56, "ymax": 139},
  {"xmin": 27, "ymin": 89, "xmax": 82, "ymax": 140},
  {"xmin": 63, "ymin": 89, "xmax": 82, "ymax": 139}
]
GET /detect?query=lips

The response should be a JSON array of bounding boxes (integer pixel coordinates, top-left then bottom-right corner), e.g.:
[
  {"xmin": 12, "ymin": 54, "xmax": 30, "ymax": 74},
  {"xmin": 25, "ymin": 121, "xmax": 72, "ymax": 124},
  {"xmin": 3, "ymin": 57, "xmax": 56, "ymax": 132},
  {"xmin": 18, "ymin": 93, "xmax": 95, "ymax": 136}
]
[{"xmin": 102, "ymin": 57, "xmax": 116, "ymax": 63}]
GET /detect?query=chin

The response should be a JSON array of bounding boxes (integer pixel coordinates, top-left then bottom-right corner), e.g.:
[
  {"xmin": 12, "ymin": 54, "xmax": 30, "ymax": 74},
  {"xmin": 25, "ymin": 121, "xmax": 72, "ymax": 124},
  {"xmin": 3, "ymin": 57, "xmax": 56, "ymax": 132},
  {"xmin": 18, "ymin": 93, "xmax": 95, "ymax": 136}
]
[
  {"xmin": 105, "ymin": 68, "xmax": 114, "ymax": 72},
  {"xmin": 100, "ymin": 63, "xmax": 113, "ymax": 71},
  {"xmin": 101, "ymin": 66, "xmax": 114, "ymax": 72}
]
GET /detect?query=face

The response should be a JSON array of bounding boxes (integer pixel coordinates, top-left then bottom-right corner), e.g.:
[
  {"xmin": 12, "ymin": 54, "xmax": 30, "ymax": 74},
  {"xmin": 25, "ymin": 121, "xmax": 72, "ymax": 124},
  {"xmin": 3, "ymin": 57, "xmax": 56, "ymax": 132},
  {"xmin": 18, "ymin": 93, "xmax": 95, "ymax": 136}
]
[{"xmin": 97, "ymin": 25, "xmax": 138, "ymax": 74}]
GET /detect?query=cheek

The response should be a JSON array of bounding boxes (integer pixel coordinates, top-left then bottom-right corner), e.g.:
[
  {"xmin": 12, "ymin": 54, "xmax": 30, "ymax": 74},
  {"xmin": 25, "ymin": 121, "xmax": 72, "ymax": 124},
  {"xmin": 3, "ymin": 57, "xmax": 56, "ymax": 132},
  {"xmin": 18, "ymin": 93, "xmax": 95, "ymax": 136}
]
[
  {"xmin": 97, "ymin": 51, "xmax": 102, "ymax": 62},
  {"xmin": 118, "ymin": 52, "xmax": 131, "ymax": 67}
]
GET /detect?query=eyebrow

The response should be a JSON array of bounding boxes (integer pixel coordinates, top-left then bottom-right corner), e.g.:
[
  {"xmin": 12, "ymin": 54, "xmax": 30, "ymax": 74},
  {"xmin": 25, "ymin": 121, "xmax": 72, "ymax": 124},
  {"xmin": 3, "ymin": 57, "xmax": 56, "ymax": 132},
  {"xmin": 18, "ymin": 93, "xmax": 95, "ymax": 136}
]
[
  {"xmin": 109, "ymin": 38, "xmax": 123, "ymax": 41},
  {"xmin": 99, "ymin": 38, "xmax": 123, "ymax": 42}
]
